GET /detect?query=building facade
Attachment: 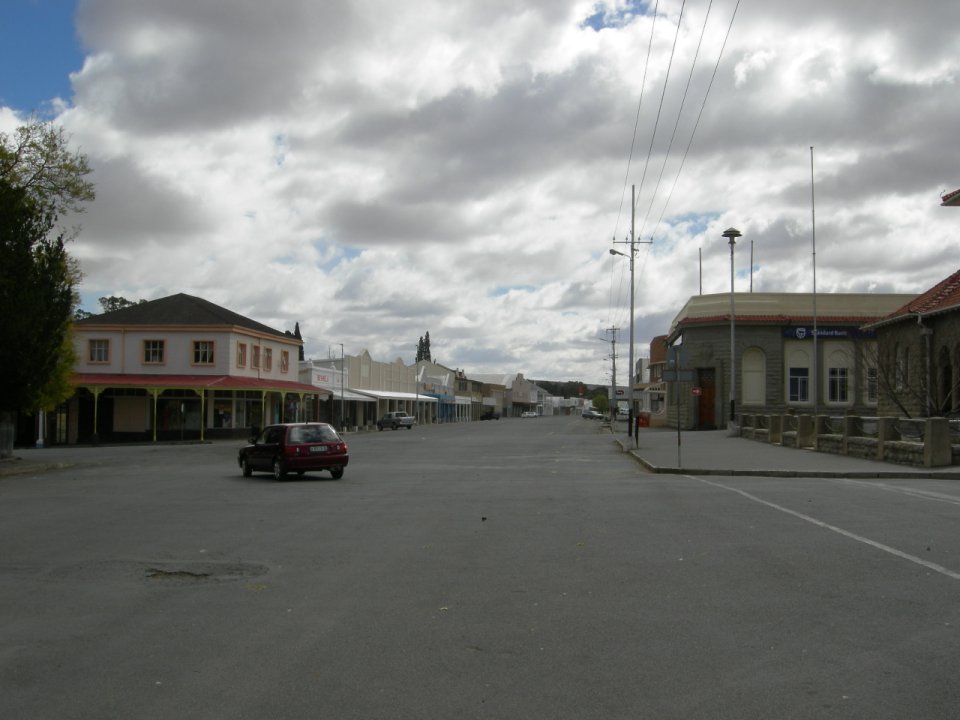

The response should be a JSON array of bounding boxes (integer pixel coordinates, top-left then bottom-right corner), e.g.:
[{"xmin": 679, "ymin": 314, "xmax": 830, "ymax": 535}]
[
  {"xmin": 663, "ymin": 292, "xmax": 915, "ymax": 430},
  {"xmin": 66, "ymin": 294, "xmax": 325, "ymax": 444},
  {"xmin": 866, "ymin": 269, "xmax": 960, "ymax": 418}
]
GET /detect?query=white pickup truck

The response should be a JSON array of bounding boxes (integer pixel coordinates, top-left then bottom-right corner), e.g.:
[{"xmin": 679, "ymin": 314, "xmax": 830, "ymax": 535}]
[{"xmin": 377, "ymin": 411, "xmax": 415, "ymax": 431}]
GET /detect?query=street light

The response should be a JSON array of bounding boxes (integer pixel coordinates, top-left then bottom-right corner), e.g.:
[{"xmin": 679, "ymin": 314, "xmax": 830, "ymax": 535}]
[{"xmin": 722, "ymin": 227, "xmax": 742, "ymax": 432}]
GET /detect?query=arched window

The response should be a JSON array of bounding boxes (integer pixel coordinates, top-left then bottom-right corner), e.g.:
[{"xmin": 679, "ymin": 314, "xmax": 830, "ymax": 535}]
[{"xmin": 742, "ymin": 348, "xmax": 766, "ymax": 406}]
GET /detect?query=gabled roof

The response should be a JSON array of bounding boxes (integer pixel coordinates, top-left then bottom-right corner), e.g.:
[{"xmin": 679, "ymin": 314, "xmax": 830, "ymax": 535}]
[
  {"xmin": 75, "ymin": 293, "xmax": 290, "ymax": 339},
  {"xmin": 942, "ymin": 188, "xmax": 960, "ymax": 206},
  {"xmin": 866, "ymin": 268, "xmax": 960, "ymax": 329}
]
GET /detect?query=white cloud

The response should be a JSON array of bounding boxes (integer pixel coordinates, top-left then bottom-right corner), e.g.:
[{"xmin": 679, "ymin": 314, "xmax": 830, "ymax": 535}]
[{"xmin": 5, "ymin": 0, "xmax": 959, "ymax": 383}]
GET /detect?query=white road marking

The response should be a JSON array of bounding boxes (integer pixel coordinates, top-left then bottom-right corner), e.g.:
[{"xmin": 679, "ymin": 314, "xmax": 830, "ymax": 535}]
[
  {"xmin": 837, "ymin": 478, "xmax": 960, "ymax": 506},
  {"xmin": 689, "ymin": 475, "xmax": 960, "ymax": 581}
]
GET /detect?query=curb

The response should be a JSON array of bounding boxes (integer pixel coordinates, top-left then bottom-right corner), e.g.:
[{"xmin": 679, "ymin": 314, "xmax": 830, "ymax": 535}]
[{"xmin": 610, "ymin": 435, "xmax": 960, "ymax": 481}]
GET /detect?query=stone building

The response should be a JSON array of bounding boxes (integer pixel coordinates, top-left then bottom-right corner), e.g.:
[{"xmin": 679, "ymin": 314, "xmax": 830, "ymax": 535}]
[
  {"xmin": 864, "ymin": 268, "xmax": 960, "ymax": 418},
  {"xmin": 663, "ymin": 292, "xmax": 914, "ymax": 430}
]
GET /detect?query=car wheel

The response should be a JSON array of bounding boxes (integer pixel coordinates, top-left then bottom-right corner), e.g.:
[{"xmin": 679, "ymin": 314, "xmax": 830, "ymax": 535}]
[
  {"xmin": 331, "ymin": 467, "xmax": 344, "ymax": 480},
  {"xmin": 406, "ymin": 425, "xmax": 413, "ymax": 430},
  {"xmin": 393, "ymin": 425, "xmax": 399, "ymax": 430},
  {"xmin": 273, "ymin": 458, "xmax": 286, "ymax": 481},
  {"xmin": 242, "ymin": 457, "xmax": 252, "ymax": 477}
]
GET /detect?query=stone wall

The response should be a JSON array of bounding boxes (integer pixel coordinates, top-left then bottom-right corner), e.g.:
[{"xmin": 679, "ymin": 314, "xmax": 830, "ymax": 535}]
[{"xmin": 737, "ymin": 412, "xmax": 955, "ymax": 468}]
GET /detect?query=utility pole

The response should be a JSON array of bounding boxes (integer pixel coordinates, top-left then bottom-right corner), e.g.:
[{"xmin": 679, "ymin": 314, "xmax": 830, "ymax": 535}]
[{"xmin": 611, "ymin": 185, "xmax": 652, "ymax": 443}]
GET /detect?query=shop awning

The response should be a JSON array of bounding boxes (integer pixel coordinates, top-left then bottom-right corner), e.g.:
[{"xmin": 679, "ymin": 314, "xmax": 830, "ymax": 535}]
[{"xmin": 353, "ymin": 389, "xmax": 438, "ymax": 403}]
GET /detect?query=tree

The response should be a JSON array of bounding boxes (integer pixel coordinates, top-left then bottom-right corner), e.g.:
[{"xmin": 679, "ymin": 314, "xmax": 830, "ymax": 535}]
[
  {"xmin": 0, "ymin": 120, "xmax": 95, "ymax": 217},
  {"xmin": 0, "ymin": 180, "xmax": 76, "ymax": 456},
  {"xmin": 97, "ymin": 296, "xmax": 144, "ymax": 313},
  {"xmin": 591, "ymin": 392, "xmax": 609, "ymax": 414},
  {"xmin": 416, "ymin": 332, "xmax": 433, "ymax": 363}
]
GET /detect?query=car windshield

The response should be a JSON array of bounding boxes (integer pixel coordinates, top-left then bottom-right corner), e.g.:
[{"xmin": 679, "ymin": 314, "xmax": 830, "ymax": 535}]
[{"xmin": 288, "ymin": 426, "xmax": 338, "ymax": 444}]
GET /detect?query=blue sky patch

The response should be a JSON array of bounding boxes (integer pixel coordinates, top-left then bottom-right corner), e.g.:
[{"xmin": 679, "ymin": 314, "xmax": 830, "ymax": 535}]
[
  {"xmin": 491, "ymin": 285, "xmax": 536, "ymax": 297},
  {"xmin": 580, "ymin": 1, "xmax": 652, "ymax": 31},
  {"xmin": 1, "ymin": 0, "xmax": 83, "ymax": 113}
]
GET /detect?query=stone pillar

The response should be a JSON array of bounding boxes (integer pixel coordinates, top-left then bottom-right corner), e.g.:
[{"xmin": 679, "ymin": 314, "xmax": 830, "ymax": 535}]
[
  {"xmin": 924, "ymin": 418, "xmax": 952, "ymax": 468},
  {"xmin": 877, "ymin": 417, "xmax": 897, "ymax": 462},
  {"xmin": 768, "ymin": 415, "xmax": 782, "ymax": 445},
  {"xmin": 797, "ymin": 414, "xmax": 815, "ymax": 449}
]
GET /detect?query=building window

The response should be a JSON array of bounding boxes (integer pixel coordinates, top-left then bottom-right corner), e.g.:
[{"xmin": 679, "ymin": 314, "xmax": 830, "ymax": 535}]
[
  {"xmin": 193, "ymin": 341, "xmax": 215, "ymax": 365},
  {"xmin": 866, "ymin": 367, "xmax": 878, "ymax": 404},
  {"xmin": 143, "ymin": 340, "xmax": 164, "ymax": 364},
  {"xmin": 264, "ymin": 347, "xmax": 273, "ymax": 371},
  {"xmin": 280, "ymin": 350, "xmax": 289, "ymax": 374},
  {"xmin": 789, "ymin": 368, "xmax": 809, "ymax": 402},
  {"xmin": 252, "ymin": 346, "xmax": 261, "ymax": 370},
  {"xmin": 237, "ymin": 342, "xmax": 247, "ymax": 368},
  {"xmin": 828, "ymin": 367, "xmax": 849, "ymax": 402},
  {"xmin": 88, "ymin": 339, "xmax": 110, "ymax": 363},
  {"xmin": 896, "ymin": 345, "xmax": 909, "ymax": 391}
]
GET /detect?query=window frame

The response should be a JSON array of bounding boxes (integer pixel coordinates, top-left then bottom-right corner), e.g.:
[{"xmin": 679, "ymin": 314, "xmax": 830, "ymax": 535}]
[
  {"xmin": 788, "ymin": 367, "xmax": 809, "ymax": 403},
  {"xmin": 192, "ymin": 340, "xmax": 215, "ymax": 366},
  {"xmin": 143, "ymin": 339, "xmax": 165, "ymax": 365},
  {"xmin": 828, "ymin": 366, "xmax": 849, "ymax": 403},
  {"xmin": 237, "ymin": 342, "xmax": 247, "ymax": 368},
  {"xmin": 88, "ymin": 338, "xmax": 110, "ymax": 364}
]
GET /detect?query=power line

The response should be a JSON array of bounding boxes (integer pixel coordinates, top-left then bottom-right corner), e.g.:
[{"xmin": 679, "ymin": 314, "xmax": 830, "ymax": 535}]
[{"xmin": 648, "ymin": 0, "xmax": 743, "ymax": 242}]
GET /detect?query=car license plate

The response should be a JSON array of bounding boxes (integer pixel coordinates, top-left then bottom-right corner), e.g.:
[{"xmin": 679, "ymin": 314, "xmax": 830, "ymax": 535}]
[{"xmin": 310, "ymin": 446, "xmax": 328, "ymax": 453}]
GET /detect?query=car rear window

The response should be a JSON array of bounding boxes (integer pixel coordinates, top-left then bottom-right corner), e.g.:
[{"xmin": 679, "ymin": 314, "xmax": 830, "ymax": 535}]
[{"xmin": 288, "ymin": 426, "xmax": 338, "ymax": 444}]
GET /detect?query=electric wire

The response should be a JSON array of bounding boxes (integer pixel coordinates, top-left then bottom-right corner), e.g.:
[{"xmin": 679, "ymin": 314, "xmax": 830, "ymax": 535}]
[
  {"xmin": 606, "ymin": 0, "xmax": 743, "ymax": 365},
  {"xmin": 608, "ymin": 0, "xmax": 660, "ymax": 328},
  {"xmin": 647, "ymin": 0, "xmax": 742, "ymax": 246},
  {"xmin": 637, "ymin": 0, "xmax": 714, "ymax": 242}
]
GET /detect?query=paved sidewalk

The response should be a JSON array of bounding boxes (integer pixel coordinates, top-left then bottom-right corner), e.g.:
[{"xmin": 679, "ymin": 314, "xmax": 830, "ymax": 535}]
[{"xmin": 610, "ymin": 424, "xmax": 960, "ymax": 479}]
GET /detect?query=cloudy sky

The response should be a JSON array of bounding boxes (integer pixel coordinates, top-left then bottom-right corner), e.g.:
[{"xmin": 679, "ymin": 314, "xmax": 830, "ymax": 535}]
[{"xmin": 2, "ymin": 0, "xmax": 958, "ymax": 384}]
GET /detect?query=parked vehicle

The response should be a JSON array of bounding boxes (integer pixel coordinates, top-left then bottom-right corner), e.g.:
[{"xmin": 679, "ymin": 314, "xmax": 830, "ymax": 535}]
[
  {"xmin": 581, "ymin": 409, "xmax": 603, "ymax": 420},
  {"xmin": 480, "ymin": 410, "xmax": 500, "ymax": 420},
  {"xmin": 377, "ymin": 411, "xmax": 415, "ymax": 430},
  {"xmin": 521, "ymin": 411, "xmax": 538, "ymax": 418},
  {"xmin": 238, "ymin": 423, "xmax": 349, "ymax": 480}
]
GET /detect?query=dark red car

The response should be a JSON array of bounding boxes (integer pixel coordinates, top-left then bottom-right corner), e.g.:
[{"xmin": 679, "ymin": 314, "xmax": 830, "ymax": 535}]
[{"xmin": 238, "ymin": 423, "xmax": 349, "ymax": 480}]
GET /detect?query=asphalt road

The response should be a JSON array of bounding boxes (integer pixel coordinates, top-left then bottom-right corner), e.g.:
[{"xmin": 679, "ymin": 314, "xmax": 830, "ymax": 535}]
[{"xmin": 2, "ymin": 416, "xmax": 959, "ymax": 719}]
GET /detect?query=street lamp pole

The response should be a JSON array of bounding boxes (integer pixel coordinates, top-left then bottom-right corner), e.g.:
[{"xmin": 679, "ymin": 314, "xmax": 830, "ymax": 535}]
[{"xmin": 722, "ymin": 228, "xmax": 742, "ymax": 432}]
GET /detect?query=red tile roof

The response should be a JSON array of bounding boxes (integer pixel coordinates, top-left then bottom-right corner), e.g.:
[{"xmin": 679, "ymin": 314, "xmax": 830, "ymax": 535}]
[
  {"xmin": 942, "ymin": 188, "xmax": 960, "ymax": 206},
  {"xmin": 874, "ymin": 268, "xmax": 960, "ymax": 326}
]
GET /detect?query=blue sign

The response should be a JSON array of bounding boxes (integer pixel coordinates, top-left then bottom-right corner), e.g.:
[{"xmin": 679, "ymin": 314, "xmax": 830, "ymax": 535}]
[{"xmin": 782, "ymin": 326, "xmax": 875, "ymax": 340}]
